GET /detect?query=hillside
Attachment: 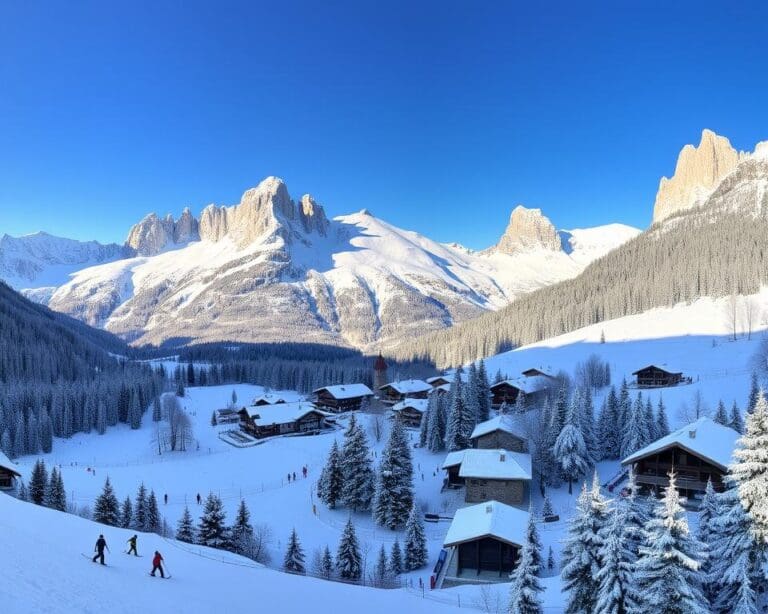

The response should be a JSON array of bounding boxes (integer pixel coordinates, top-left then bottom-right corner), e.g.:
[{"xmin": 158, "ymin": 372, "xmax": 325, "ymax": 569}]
[{"xmin": 0, "ymin": 494, "xmax": 458, "ymax": 614}]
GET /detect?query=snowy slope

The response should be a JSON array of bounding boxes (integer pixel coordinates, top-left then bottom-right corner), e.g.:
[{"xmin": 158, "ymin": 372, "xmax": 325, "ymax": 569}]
[
  {"xmin": 0, "ymin": 494, "xmax": 461, "ymax": 614},
  {"xmin": 0, "ymin": 232, "xmax": 124, "ymax": 301},
  {"xmin": 43, "ymin": 179, "xmax": 638, "ymax": 349}
]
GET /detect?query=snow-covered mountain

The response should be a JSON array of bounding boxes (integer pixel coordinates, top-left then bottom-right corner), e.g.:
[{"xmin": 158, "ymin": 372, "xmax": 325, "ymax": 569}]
[
  {"xmin": 0, "ymin": 232, "xmax": 126, "ymax": 302},
  {"xmin": 31, "ymin": 177, "xmax": 638, "ymax": 349}
]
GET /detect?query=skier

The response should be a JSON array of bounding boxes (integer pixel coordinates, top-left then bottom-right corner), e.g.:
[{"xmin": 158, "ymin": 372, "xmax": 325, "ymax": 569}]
[
  {"xmin": 164, "ymin": 493, "xmax": 168, "ymax": 505},
  {"xmin": 287, "ymin": 473, "xmax": 291, "ymax": 483},
  {"xmin": 292, "ymin": 471, "xmax": 296, "ymax": 482},
  {"xmin": 196, "ymin": 493, "xmax": 201, "ymax": 505},
  {"xmin": 150, "ymin": 551, "xmax": 165, "ymax": 578},
  {"xmin": 127, "ymin": 534, "xmax": 138, "ymax": 556},
  {"xmin": 92, "ymin": 534, "xmax": 109, "ymax": 565},
  {"xmin": 302, "ymin": 466, "xmax": 307, "ymax": 478}
]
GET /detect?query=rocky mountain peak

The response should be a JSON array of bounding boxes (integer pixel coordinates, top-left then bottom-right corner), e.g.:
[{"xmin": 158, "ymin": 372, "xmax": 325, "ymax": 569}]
[
  {"xmin": 495, "ymin": 205, "xmax": 561, "ymax": 255},
  {"xmin": 125, "ymin": 209, "xmax": 201, "ymax": 256},
  {"xmin": 299, "ymin": 195, "xmax": 329, "ymax": 236},
  {"xmin": 652, "ymin": 129, "xmax": 745, "ymax": 224}
]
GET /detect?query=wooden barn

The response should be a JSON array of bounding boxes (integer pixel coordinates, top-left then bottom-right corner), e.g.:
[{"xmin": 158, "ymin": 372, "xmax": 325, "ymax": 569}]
[
  {"xmin": 439, "ymin": 501, "xmax": 526, "ymax": 587},
  {"xmin": 239, "ymin": 403, "xmax": 329, "ymax": 439},
  {"xmin": 312, "ymin": 384, "xmax": 373, "ymax": 413},
  {"xmin": 391, "ymin": 399, "xmax": 429, "ymax": 428},
  {"xmin": 621, "ymin": 417, "xmax": 739, "ymax": 502},
  {"xmin": 470, "ymin": 416, "xmax": 527, "ymax": 453},
  {"xmin": 489, "ymin": 376, "xmax": 551, "ymax": 409},
  {"xmin": 632, "ymin": 364, "xmax": 685, "ymax": 388},
  {"xmin": 0, "ymin": 450, "xmax": 20, "ymax": 490},
  {"xmin": 378, "ymin": 379, "xmax": 432, "ymax": 405}
]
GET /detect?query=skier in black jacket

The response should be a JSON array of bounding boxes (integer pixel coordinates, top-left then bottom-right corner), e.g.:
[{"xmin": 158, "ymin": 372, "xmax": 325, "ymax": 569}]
[
  {"xmin": 92, "ymin": 534, "xmax": 110, "ymax": 565},
  {"xmin": 127, "ymin": 534, "xmax": 138, "ymax": 556}
]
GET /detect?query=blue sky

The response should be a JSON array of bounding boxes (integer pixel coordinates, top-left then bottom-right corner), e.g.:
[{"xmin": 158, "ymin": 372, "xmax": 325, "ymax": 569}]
[{"xmin": 2, "ymin": 1, "xmax": 768, "ymax": 249}]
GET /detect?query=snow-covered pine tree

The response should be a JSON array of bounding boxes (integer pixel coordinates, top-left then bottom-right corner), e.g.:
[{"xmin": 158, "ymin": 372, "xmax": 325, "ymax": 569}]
[
  {"xmin": 644, "ymin": 396, "xmax": 657, "ymax": 442},
  {"xmin": 427, "ymin": 393, "xmax": 446, "ymax": 452},
  {"xmin": 283, "ymin": 528, "xmax": 306, "ymax": 574},
  {"xmin": 508, "ymin": 513, "xmax": 544, "ymax": 614},
  {"xmin": 445, "ymin": 366, "xmax": 473, "ymax": 451},
  {"xmin": 340, "ymin": 414, "xmax": 375, "ymax": 512},
  {"xmin": 708, "ymin": 477, "xmax": 759, "ymax": 614},
  {"xmin": 404, "ymin": 504, "xmax": 427, "ymax": 570},
  {"xmin": 574, "ymin": 387, "xmax": 597, "ymax": 465},
  {"xmin": 730, "ymin": 390, "xmax": 768, "ymax": 544},
  {"xmin": 538, "ymin": 397, "xmax": 561, "ymax": 487},
  {"xmin": 656, "ymin": 396, "xmax": 670, "ymax": 438},
  {"xmin": 372, "ymin": 419, "xmax": 414, "ymax": 529},
  {"xmin": 374, "ymin": 544, "xmax": 390, "ymax": 587},
  {"xmin": 197, "ymin": 493, "xmax": 230, "ymax": 549},
  {"xmin": 133, "ymin": 483, "xmax": 148, "ymax": 531},
  {"xmin": 747, "ymin": 372, "xmax": 759, "ymax": 413},
  {"xmin": 93, "ymin": 477, "xmax": 120, "ymax": 526},
  {"xmin": 44, "ymin": 467, "xmax": 66, "ymax": 511},
  {"xmin": 697, "ymin": 478, "xmax": 719, "ymax": 604},
  {"xmin": 634, "ymin": 471, "xmax": 708, "ymax": 613},
  {"xmin": 29, "ymin": 459, "xmax": 48, "ymax": 505},
  {"xmin": 476, "ymin": 359, "xmax": 492, "ymax": 423},
  {"xmin": 176, "ymin": 506, "xmax": 195, "ymax": 543},
  {"xmin": 547, "ymin": 546, "xmax": 555, "ymax": 574},
  {"xmin": 714, "ymin": 400, "xmax": 729, "ymax": 426},
  {"xmin": 336, "ymin": 517, "xmax": 362, "ymax": 581},
  {"xmin": 541, "ymin": 494, "xmax": 554, "ymax": 518},
  {"xmin": 152, "ymin": 396, "xmax": 162, "ymax": 422},
  {"xmin": 621, "ymin": 467, "xmax": 651, "ymax": 562},
  {"xmin": 318, "ymin": 439, "xmax": 343, "ymax": 509},
  {"xmin": 730, "ymin": 401, "xmax": 744, "ymax": 434},
  {"xmin": 618, "ymin": 379, "xmax": 631, "ymax": 433},
  {"xmin": 39, "ymin": 411, "xmax": 53, "ymax": 453},
  {"xmin": 553, "ymin": 402, "xmax": 590, "ymax": 494},
  {"xmin": 621, "ymin": 393, "xmax": 647, "ymax": 458},
  {"xmin": 120, "ymin": 496, "xmax": 133, "ymax": 528},
  {"xmin": 594, "ymin": 501, "xmax": 639, "ymax": 614},
  {"xmin": 389, "ymin": 538, "xmax": 403, "ymax": 576},
  {"xmin": 230, "ymin": 499, "xmax": 254, "ymax": 554},
  {"xmin": 16, "ymin": 478, "xmax": 28, "ymax": 502},
  {"xmin": 321, "ymin": 545, "xmax": 334, "ymax": 579},
  {"xmin": 146, "ymin": 490, "xmax": 160, "ymax": 533},
  {"xmin": 419, "ymin": 393, "xmax": 434, "ymax": 447},
  {"xmin": 596, "ymin": 391, "xmax": 618, "ymax": 461},
  {"xmin": 561, "ymin": 475, "xmax": 608, "ymax": 613},
  {"xmin": 464, "ymin": 362, "xmax": 481, "ymax": 424}
]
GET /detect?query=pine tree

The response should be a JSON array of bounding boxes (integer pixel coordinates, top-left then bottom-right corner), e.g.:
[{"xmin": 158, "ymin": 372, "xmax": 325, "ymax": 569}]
[
  {"xmin": 336, "ymin": 517, "xmax": 362, "ymax": 581},
  {"xmin": 730, "ymin": 391, "xmax": 768, "ymax": 544},
  {"xmin": 561, "ymin": 475, "xmax": 608, "ymax": 613},
  {"xmin": 419, "ymin": 393, "xmax": 435, "ymax": 447},
  {"xmin": 708, "ymin": 478, "xmax": 759, "ymax": 614},
  {"xmin": 120, "ymin": 496, "xmax": 133, "ymax": 529},
  {"xmin": 29, "ymin": 459, "xmax": 48, "ymax": 505},
  {"xmin": 340, "ymin": 415, "xmax": 374, "ymax": 512},
  {"xmin": 427, "ymin": 393, "xmax": 446, "ymax": 452},
  {"xmin": 198, "ymin": 493, "xmax": 229, "ymax": 548},
  {"xmin": 730, "ymin": 401, "xmax": 744, "ymax": 434},
  {"xmin": 44, "ymin": 467, "xmax": 66, "ymax": 511},
  {"xmin": 40, "ymin": 412, "xmax": 53, "ymax": 453},
  {"xmin": 317, "ymin": 439, "xmax": 343, "ymax": 509},
  {"xmin": 146, "ymin": 490, "xmax": 160, "ymax": 533},
  {"xmin": 374, "ymin": 544, "xmax": 390, "ymax": 587},
  {"xmin": 321, "ymin": 545, "xmax": 334, "ymax": 579},
  {"xmin": 404, "ymin": 504, "xmax": 427, "ymax": 570},
  {"xmin": 230, "ymin": 499, "xmax": 254, "ymax": 554},
  {"xmin": 697, "ymin": 478, "xmax": 719, "ymax": 604},
  {"xmin": 714, "ymin": 400, "xmax": 729, "ymax": 426},
  {"xmin": 547, "ymin": 546, "xmax": 555, "ymax": 574},
  {"xmin": 283, "ymin": 528, "xmax": 306, "ymax": 574},
  {"xmin": 541, "ymin": 495, "xmax": 554, "ymax": 518},
  {"xmin": 525, "ymin": 501, "xmax": 543, "ymax": 573},
  {"xmin": 16, "ymin": 478, "xmax": 28, "ymax": 502},
  {"xmin": 594, "ymin": 501, "xmax": 639, "ymax": 614},
  {"xmin": 622, "ymin": 393, "xmax": 647, "ymax": 458},
  {"xmin": 373, "ymin": 419, "xmax": 414, "ymax": 529},
  {"xmin": 93, "ymin": 477, "xmax": 120, "ymax": 526},
  {"xmin": 621, "ymin": 467, "xmax": 651, "ymax": 562},
  {"xmin": 656, "ymin": 396, "xmax": 670, "ymax": 438},
  {"xmin": 508, "ymin": 511, "xmax": 544, "ymax": 614},
  {"xmin": 176, "ymin": 506, "xmax": 195, "ymax": 543},
  {"xmin": 133, "ymin": 483, "xmax": 148, "ymax": 531},
  {"xmin": 476, "ymin": 359, "xmax": 492, "ymax": 423},
  {"xmin": 152, "ymin": 396, "xmax": 162, "ymax": 422},
  {"xmin": 389, "ymin": 538, "xmax": 403, "ymax": 576},
  {"xmin": 644, "ymin": 396, "xmax": 657, "ymax": 442},
  {"xmin": 445, "ymin": 366, "xmax": 473, "ymax": 451},
  {"xmin": 747, "ymin": 372, "xmax": 759, "ymax": 413},
  {"xmin": 553, "ymin": 402, "xmax": 590, "ymax": 494},
  {"xmin": 597, "ymin": 386, "xmax": 621, "ymax": 460},
  {"xmin": 577, "ymin": 388, "xmax": 598, "ymax": 464},
  {"xmin": 634, "ymin": 471, "xmax": 708, "ymax": 613}
]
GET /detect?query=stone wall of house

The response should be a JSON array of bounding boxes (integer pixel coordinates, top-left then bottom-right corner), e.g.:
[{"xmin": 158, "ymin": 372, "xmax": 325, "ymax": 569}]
[
  {"xmin": 466, "ymin": 479, "xmax": 524, "ymax": 506},
  {"xmin": 474, "ymin": 431, "xmax": 526, "ymax": 452}
]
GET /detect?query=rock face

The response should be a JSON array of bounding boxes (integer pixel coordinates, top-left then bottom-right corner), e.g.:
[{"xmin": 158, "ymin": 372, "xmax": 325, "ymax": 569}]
[
  {"xmin": 652, "ymin": 129, "xmax": 744, "ymax": 224},
  {"xmin": 125, "ymin": 210, "xmax": 200, "ymax": 256},
  {"xmin": 495, "ymin": 206, "xmax": 561, "ymax": 254}
]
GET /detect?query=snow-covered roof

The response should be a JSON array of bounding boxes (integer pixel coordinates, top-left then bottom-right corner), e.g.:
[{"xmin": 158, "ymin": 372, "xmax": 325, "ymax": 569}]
[
  {"xmin": 631, "ymin": 363, "xmax": 683, "ymax": 375},
  {"xmin": 313, "ymin": 383, "xmax": 373, "ymax": 399},
  {"xmin": 391, "ymin": 399, "xmax": 429, "ymax": 414},
  {"xmin": 427, "ymin": 375, "xmax": 454, "ymax": 385},
  {"xmin": 443, "ymin": 500, "xmax": 527, "ymax": 548},
  {"xmin": 442, "ymin": 450, "xmax": 466, "ymax": 469},
  {"xmin": 621, "ymin": 417, "xmax": 739, "ymax": 471},
  {"xmin": 458, "ymin": 449, "xmax": 532, "ymax": 481},
  {"xmin": 429, "ymin": 383, "xmax": 451, "ymax": 394},
  {"xmin": 521, "ymin": 367, "xmax": 556, "ymax": 379},
  {"xmin": 249, "ymin": 402, "xmax": 328, "ymax": 427},
  {"xmin": 470, "ymin": 416, "xmax": 527, "ymax": 442},
  {"xmin": 380, "ymin": 379, "xmax": 432, "ymax": 394},
  {"xmin": 252, "ymin": 394, "xmax": 285, "ymax": 405},
  {"xmin": 0, "ymin": 449, "xmax": 20, "ymax": 475},
  {"xmin": 490, "ymin": 376, "xmax": 551, "ymax": 394}
]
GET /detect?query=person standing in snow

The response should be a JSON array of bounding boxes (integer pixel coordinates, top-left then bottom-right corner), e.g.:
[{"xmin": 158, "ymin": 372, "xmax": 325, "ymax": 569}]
[
  {"xmin": 196, "ymin": 493, "xmax": 201, "ymax": 505},
  {"xmin": 164, "ymin": 493, "xmax": 168, "ymax": 505},
  {"xmin": 127, "ymin": 535, "xmax": 138, "ymax": 556},
  {"xmin": 92, "ymin": 534, "xmax": 109, "ymax": 565},
  {"xmin": 150, "ymin": 551, "xmax": 165, "ymax": 578}
]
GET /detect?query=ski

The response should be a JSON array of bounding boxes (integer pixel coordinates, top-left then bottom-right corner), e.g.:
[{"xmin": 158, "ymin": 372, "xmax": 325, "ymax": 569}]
[{"xmin": 81, "ymin": 553, "xmax": 107, "ymax": 566}]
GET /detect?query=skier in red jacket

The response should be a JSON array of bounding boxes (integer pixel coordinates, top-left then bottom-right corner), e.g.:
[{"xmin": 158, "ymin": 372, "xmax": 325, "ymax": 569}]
[{"xmin": 150, "ymin": 551, "xmax": 165, "ymax": 578}]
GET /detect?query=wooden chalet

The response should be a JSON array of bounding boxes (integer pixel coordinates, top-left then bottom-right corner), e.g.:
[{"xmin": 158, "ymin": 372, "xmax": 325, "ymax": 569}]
[
  {"xmin": 439, "ymin": 501, "xmax": 526, "ymax": 587},
  {"xmin": 378, "ymin": 379, "xmax": 432, "ymax": 405},
  {"xmin": 442, "ymin": 451, "xmax": 466, "ymax": 487},
  {"xmin": 443, "ymin": 449, "xmax": 532, "ymax": 506},
  {"xmin": 429, "ymin": 383, "xmax": 451, "ymax": 397},
  {"xmin": 632, "ymin": 364, "xmax": 685, "ymax": 388},
  {"xmin": 312, "ymin": 384, "xmax": 373, "ymax": 413},
  {"xmin": 426, "ymin": 375, "xmax": 454, "ymax": 388},
  {"xmin": 0, "ymin": 450, "xmax": 20, "ymax": 490},
  {"xmin": 238, "ymin": 402, "xmax": 329, "ymax": 439},
  {"xmin": 391, "ymin": 399, "xmax": 429, "ymax": 428},
  {"xmin": 621, "ymin": 417, "xmax": 739, "ymax": 501},
  {"xmin": 252, "ymin": 394, "xmax": 286, "ymax": 407},
  {"xmin": 213, "ymin": 408, "xmax": 241, "ymax": 425},
  {"xmin": 489, "ymin": 376, "xmax": 551, "ymax": 409},
  {"xmin": 520, "ymin": 367, "xmax": 556, "ymax": 379},
  {"xmin": 470, "ymin": 416, "xmax": 527, "ymax": 453}
]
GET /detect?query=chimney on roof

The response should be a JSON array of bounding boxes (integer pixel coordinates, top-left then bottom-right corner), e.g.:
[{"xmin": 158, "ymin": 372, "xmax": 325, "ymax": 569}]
[
  {"xmin": 499, "ymin": 450, "xmax": 506, "ymax": 462},
  {"xmin": 485, "ymin": 504, "xmax": 493, "ymax": 514},
  {"xmin": 689, "ymin": 429, "xmax": 697, "ymax": 439}
]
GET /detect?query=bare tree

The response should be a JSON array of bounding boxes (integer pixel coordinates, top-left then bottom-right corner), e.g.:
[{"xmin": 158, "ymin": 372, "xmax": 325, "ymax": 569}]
[
  {"xmin": 474, "ymin": 585, "xmax": 504, "ymax": 614},
  {"xmin": 743, "ymin": 296, "xmax": 760, "ymax": 341},
  {"xmin": 160, "ymin": 394, "xmax": 194, "ymax": 452},
  {"xmin": 725, "ymin": 293, "xmax": 740, "ymax": 341},
  {"xmin": 240, "ymin": 522, "xmax": 273, "ymax": 564}
]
